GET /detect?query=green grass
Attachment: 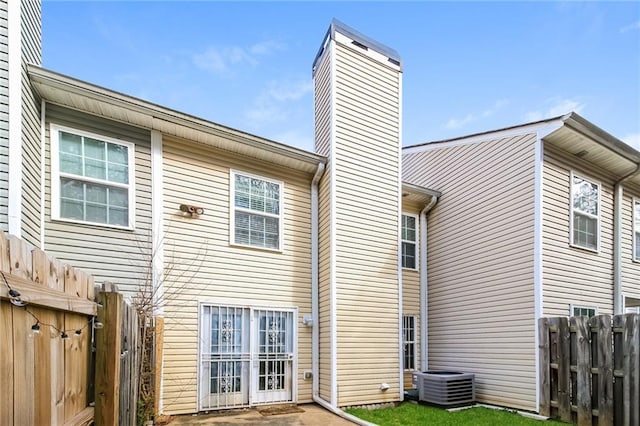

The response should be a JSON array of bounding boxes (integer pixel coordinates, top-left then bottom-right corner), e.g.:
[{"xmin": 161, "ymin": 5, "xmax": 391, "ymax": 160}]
[{"xmin": 345, "ymin": 403, "xmax": 567, "ymax": 426}]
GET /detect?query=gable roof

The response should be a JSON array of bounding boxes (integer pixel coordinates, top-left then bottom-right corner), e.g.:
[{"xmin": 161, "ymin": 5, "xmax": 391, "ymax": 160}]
[
  {"xmin": 404, "ymin": 112, "xmax": 640, "ymax": 186},
  {"xmin": 28, "ymin": 65, "xmax": 326, "ymax": 174}
]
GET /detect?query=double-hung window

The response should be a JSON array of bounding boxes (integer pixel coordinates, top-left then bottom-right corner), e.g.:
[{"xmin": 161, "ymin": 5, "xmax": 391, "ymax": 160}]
[
  {"xmin": 403, "ymin": 315, "xmax": 416, "ymax": 370},
  {"xmin": 231, "ymin": 171, "xmax": 282, "ymax": 251},
  {"xmin": 634, "ymin": 199, "xmax": 640, "ymax": 261},
  {"xmin": 402, "ymin": 214, "xmax": 418, "ymax": 269},
  {"xmin": 570, "ymin": 174, "xmax": 600, "ymax": 251},
  {"xmin": 51, "ymin": 125, "xmax": 135, "ymax": 228}
]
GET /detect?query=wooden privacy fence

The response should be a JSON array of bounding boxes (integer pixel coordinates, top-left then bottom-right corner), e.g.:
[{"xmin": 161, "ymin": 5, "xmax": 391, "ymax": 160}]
[
  {"xmin": 0, "ymin": 231, "xmax": 96, "ymax": 425},
  {"xmin": 0, "ymin": 231, "xmax": 142, "ymax": 426},
  {"xmin": 539, "ymin": 314, "xmax": 640, "ymax": 426}
]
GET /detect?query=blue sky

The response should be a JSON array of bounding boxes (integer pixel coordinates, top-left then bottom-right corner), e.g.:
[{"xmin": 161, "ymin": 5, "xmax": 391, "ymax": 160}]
[{"xmin": 42, "ymin": 1, "xmax": 640, "ymax": 152}]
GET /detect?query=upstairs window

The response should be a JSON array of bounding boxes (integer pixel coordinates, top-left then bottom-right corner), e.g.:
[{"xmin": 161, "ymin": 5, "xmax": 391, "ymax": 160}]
[
  {"xmin": 570, "ymin": 174, "xmax": 599, "ymax": 251},
  {"xmin": 231, "ymin": 171, "xmax": 282, "ymax": 251},
  {"xmin": 634, "ymin": 199, "xmax": 640, "ymax": 261},
  {"xmin": 402, "ymin": 214, "xmax": 417, "ymax": 269},
  {"xmin": 51, "ymin": 125, "xmax": 135, "ymax": 229}
]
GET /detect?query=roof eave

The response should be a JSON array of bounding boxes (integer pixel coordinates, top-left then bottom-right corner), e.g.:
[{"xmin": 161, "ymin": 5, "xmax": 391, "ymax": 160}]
[{"xmin": 28, "ymin": 65, "xmax": 326, "ymax": 173}]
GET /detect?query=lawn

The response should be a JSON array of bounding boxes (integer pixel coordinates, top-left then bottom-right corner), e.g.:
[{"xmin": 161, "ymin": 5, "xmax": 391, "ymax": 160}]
[{"xmin": 345, "ymin": 403, "xmax": 567, "ymax": 426}]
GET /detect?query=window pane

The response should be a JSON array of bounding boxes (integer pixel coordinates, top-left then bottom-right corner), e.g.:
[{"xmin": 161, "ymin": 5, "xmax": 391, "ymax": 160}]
[
  {"xmin": 60, "ymin": 199, "xmax": 84, "ymax": 221},
  {"xmin": 59, "ymin": 132, "xmax": 82, "ymax": 154},
  {"xmin": 402, "ymin": 242, "xmax": 416, "ymax": 269},
  {"xmin": 109, "ymin": 187, "xmax": 128, "ymax": 207},
  {"xmin": 86, "ymin": 184, "xmax": 107, "ymax": 204},
  {"xmin": 84, "ymin": 137, "xmax": 105, "ymax": 160},
  {"xmin": 573, "ymin": 213, "xmax": 597, "ymax": 250},
  {"xmin": 86, "ymin": 204, "xmax": 107, "ymax": 223},
  {"xmin": 59, "ymin": 153, "xmax": 83, "ymax": 175},
  {"xmin": 108, "ymin": 164, "xmax": 129, "ymax": 184},
  {"xmin": 107, "ymin": 143, "xmax": 128, "ymax": 165},
  {"xmin": 235, "ymin": 191, "xmax": 250, "ymax": 209},
  {"xmin": 572, "ymin": 176, "xmax": 598, "ymax": 215},
  {"xmin": 109, "ymin": 207, "xmax": 128, "ymax": 226},
  {"xmin": 60, "ymin": 178, "xmax": 84, "ymax": 200},
  {"xmin": 85, "ymin": 158, "xmax": 107, "ymax": 180}
]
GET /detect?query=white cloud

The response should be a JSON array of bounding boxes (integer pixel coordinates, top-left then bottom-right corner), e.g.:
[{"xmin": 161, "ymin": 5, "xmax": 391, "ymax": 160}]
[
  {"xmin": 620, "ymin": 21, "xmax": 640, "ymax": 33},
  {"xmin": 245, "ymin": 79, "xmax": 312, "ymax": 124},
  {"xmin": 193, "ymin": 39, "xmax": 285, "ymax": 76},
  {"xmin": 525, "ymin": 98, "xmax": 585, "ymax": 122},
  {"xmin": 445, "ymin": 99, "xmax": 509, "ymax": 130},
  {"xmin": 623, "ymin": 133, "xmax": 640, "ymax": 150}
]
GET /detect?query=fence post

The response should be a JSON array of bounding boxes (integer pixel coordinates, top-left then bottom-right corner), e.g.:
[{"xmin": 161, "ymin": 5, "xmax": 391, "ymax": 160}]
[
  {"xmin": 539, "ymin": 317, "xmax": 550, "ymax": 417},
  {"xmin": 95, "ymin": 283, "xmax": 123, "ymax": 426}
]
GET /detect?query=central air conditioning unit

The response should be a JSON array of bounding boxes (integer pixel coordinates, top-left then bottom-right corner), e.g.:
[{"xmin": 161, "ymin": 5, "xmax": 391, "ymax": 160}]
[{"xmin": 412, "ymin": 371, "xmax": 475, "ymax": 407}]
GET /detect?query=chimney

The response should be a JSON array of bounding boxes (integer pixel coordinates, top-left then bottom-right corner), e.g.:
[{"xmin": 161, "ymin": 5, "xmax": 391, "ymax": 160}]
[{"xmin": 313, "ymin": 19, "xmax": 403, "ymax": 407}]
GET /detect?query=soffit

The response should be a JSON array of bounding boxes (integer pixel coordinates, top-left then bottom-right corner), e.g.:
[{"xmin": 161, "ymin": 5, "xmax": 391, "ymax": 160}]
[
  {"xmin": 543, "ymin": 126, "xmax": 640, "ymax": 185},
  {"xmin": 29, "ymin": 66, "xmax": 325, "ymax": 174}
]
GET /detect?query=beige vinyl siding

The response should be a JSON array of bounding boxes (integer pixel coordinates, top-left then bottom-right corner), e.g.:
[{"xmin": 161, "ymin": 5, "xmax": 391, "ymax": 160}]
[
  {"xmin": 44, "ymin": 105, "xmax": 152, "ymax": 295},
  {"xmin": 160, "ymin": 137, "xmax": 314, "ymax": 414},
  {"xmin": 621, "ymin": 184, "xmax": 640, "ymax": 302},
  {"xmin": 19, "ymin": 0, "xmax": 41, "ymax": 247},
  {"xmin": 314, "ymin": 44, "xmax": 333, "ymax": 401},
  {"xmin": 0, "ymin": 1, "xmax": 7, "ymax": 231},
  {"xmin": 403, "ymin": 132, "xmax": 537, "ymax": 411},
  {"xmin": 402, "ymin": 201, "xmax": 421, "ymax": 388},
  {"xmin": 333, "ymin": 42, "xmax": 401, "ymax": 407},
  {"xmin": 542, "ymin": 144, "xmax": 614, "ymax": 316}
]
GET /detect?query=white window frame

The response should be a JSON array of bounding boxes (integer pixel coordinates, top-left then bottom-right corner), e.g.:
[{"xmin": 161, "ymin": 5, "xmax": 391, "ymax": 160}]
[
  {"xmin": 401, "ymin": 213, "xmax": 418, "ymax": 270},
  {"xmin": 402, "ymin": 315, "xmax": 416, "ymax": 371},
  {"xmin": 570, "ymin": 304, "xmax": 598, "ymax": 318},
  {"xmin": 633, "ymin": 198, "xmax": 640, "ymax": 262},
  {"xmin": 50, "ymin": 124, "xmax": 136, "ymax": 230},
  {"xmin": 569, "ymin": 172, "xmax": 600, "ymax": 252},
  {"xmin": 229, "ymin": 170, "xmax": 284, "ymax": 252}
]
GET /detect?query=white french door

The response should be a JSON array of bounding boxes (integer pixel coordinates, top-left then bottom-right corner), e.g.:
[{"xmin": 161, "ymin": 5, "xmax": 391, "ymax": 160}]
[{"xmin": 199, "ymin": 305, "xmax": 295, "ymax": 410}]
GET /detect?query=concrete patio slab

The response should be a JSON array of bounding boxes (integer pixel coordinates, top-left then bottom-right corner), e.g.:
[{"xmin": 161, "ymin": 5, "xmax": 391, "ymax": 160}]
[{"xmin": 164, "ymin": 403, "xmax": 356, "ymax": 425}]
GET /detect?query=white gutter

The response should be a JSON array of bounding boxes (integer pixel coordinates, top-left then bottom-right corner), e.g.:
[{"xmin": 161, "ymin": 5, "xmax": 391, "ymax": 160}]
[
  {"xmin": 419, "ymin": 195, "xmax": 439, "ymax": 372},
  {"xmin": 614, "ymin": 165, "xmax": 640, "ymax": 314},
  {"xmin": 311, "ymin": 162, "xmax": 325, "ymax": 398}
]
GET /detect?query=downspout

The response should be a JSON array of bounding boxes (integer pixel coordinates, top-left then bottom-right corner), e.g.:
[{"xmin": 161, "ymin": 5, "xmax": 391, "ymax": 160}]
[
  {"xmin": 310, "ymin": 162, "xmax": 372, "ymax": 425},
  {"xmin": 614, "ymin": 164, "xmax": 640, "ymax": 314},
  {"xmin": 311, "ymin": 162, "xmax": 324, "ymax": 399},
  {"xmin": 420, "ymin": 195, "xmax": 439, "ymax": 372}
]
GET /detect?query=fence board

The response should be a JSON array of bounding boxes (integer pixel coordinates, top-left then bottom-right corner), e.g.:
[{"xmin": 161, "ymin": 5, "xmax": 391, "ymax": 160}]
[
  {"xmin": 572, "ymin": 316, "xmax": 591, "ymax": 425},
  {"xmin": 34, "ymin": 305, "xmax": 53, "ymax": 426},
  {"xmin": 0, "ymin": 300, "xmax": 14, "ymax": 425},
  {"xmin": 12, "ymin": 305, "xmax": 35, "ymax": 425},
  {"xmin": 593, "ymin": 315, "xmax": 613, "ymax": 426}
]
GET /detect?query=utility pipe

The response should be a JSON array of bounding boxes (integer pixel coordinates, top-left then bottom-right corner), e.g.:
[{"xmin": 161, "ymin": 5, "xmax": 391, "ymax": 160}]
[{"xmin": 420, "ymin": 195, "xmax": 439, "ymax": 372}]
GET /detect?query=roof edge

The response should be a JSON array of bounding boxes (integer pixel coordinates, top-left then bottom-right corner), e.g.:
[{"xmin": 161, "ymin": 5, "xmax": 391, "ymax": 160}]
[
  {"xmin": 312, "ymin": 18, "xmax": 401, "ymax": 74},
  {"xmin": 28, "ymin": 64, "xmax": 326, "ymax": 168}
]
